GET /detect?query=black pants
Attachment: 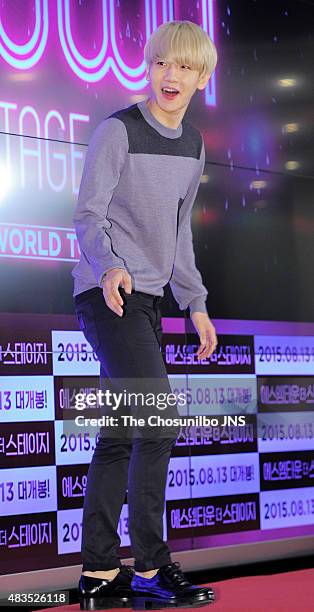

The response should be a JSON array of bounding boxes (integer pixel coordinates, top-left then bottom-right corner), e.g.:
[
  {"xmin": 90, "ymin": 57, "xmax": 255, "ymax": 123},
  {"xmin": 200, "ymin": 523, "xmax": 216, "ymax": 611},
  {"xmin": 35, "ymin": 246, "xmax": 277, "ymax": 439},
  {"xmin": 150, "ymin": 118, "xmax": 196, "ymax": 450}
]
[{"xmin": 74, "ymin": 287, "xmax": 180, "ymax": 572}]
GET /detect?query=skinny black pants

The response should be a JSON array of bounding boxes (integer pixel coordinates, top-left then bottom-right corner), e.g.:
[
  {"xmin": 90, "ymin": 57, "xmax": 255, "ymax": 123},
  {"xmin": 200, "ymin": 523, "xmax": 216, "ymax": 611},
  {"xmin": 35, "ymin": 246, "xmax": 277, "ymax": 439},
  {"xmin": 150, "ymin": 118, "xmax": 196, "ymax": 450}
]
[{"xmin": 74, "ymin": 287, "xmax": 180, "ymax": 572}]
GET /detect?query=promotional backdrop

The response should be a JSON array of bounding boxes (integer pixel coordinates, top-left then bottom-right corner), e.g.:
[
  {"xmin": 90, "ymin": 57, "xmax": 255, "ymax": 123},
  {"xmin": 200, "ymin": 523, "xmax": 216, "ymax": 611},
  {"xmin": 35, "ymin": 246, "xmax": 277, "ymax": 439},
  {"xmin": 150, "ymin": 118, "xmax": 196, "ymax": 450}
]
[{"xmin": 0, "ymin": 0, "xmax": 313, "ymax": 576}]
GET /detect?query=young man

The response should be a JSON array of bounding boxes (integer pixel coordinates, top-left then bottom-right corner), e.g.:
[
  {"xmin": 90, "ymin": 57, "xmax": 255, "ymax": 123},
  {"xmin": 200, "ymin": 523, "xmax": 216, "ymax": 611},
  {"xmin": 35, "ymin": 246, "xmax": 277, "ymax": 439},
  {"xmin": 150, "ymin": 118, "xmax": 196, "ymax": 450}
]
[{"xmin": 72, "ymin": 20, "xmax": 218, "ymax": 610}]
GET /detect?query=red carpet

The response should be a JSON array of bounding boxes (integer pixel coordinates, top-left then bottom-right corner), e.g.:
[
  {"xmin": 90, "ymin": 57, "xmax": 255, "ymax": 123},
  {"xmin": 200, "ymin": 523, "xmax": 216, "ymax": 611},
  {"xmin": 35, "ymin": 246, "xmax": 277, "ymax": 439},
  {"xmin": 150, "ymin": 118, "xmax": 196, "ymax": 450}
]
[{"xmin": 39, "ymin": 567, "xmax": 314, "ymax": 612}]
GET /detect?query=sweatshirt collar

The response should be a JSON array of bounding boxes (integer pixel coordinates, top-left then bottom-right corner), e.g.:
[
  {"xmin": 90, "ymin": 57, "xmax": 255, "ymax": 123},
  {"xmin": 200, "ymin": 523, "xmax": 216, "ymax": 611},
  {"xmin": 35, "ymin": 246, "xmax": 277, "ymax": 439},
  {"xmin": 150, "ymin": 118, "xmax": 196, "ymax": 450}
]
[{"xmin": 137, "ymin": 99, "xmax": 183, "ymax": 139}]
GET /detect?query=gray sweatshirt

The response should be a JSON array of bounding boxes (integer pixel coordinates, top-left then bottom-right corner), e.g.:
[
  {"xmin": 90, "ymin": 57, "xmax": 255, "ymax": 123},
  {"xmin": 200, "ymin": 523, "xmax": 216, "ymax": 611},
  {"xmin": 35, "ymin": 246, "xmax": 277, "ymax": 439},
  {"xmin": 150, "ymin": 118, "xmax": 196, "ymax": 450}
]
[{"xmin": 72, "ymin": 99, "xmax": 208, "ymax": 314}]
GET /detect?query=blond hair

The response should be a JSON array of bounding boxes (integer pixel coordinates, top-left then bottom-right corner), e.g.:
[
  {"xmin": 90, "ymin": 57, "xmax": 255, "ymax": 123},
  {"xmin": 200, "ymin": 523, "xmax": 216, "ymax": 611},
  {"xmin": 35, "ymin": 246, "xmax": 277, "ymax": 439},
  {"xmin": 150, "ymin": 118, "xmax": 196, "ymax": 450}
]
[{"xmin": 144, "ymin": 20, "xmax": 217, "ymax": 80}]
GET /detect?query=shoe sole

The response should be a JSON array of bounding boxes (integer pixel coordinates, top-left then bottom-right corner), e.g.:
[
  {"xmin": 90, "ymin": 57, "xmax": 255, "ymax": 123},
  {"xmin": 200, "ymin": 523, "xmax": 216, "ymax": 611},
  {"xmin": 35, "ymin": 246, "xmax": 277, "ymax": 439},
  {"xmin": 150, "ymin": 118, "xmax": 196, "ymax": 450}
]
[
  {"xmin": 131, "ymin": 592, "xmax": 215, "ymax": 610},
  {"xmin": 79, "ymin": 596, "xmax": 132, "ymax": 610}
]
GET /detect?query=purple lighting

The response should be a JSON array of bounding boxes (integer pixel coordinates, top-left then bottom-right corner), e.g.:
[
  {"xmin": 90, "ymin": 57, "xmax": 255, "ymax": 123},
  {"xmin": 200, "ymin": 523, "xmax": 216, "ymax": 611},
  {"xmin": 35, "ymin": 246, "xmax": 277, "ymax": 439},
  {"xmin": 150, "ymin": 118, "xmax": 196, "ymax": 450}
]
[{"xmin": 0, "ymin": 0, "xmax": 217, "ymax": 104}]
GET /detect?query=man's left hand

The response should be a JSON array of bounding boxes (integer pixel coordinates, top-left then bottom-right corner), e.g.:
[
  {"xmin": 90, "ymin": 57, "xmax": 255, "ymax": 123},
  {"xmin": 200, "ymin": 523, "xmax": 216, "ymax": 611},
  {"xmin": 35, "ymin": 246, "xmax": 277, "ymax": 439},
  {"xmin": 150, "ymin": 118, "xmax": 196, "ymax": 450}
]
[{"xmin": 191, "ymin": 312, "xmax": 217, "ymax": 360}]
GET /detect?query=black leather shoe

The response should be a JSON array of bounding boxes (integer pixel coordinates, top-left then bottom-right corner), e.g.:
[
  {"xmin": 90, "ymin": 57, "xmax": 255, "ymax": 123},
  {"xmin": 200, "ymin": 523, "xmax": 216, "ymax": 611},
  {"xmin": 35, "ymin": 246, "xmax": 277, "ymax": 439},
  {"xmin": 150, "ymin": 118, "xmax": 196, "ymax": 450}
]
[
  {"xmin": 131, "ymin": 561, "xmax": 215, "ymax": 609},
  {"xmin": 78, "ymin": 564, "xmax": 135, "ymax": 610}
]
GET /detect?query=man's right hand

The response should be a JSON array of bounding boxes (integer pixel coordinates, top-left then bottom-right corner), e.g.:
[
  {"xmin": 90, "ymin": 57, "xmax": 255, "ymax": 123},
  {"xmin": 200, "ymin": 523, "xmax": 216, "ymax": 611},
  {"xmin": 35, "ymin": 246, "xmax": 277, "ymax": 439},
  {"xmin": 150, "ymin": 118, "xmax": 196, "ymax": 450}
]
[{"xmin": 102, "ymin": 268, "xmax": 132, "ymax": 316}]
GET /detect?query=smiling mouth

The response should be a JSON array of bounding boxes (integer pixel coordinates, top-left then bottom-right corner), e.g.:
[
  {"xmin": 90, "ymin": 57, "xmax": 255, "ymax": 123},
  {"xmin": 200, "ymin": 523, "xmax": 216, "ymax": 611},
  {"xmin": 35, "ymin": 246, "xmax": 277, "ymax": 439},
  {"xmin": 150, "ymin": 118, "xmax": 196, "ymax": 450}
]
[{"xmin": 161, "ymin": 87, "xmax": 180, "ymax": 97}]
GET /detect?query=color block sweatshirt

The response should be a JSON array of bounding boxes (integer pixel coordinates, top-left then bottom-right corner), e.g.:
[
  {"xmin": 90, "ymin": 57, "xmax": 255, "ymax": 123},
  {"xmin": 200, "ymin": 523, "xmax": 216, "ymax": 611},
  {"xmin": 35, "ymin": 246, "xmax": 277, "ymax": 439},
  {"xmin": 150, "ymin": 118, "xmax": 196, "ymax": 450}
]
[{"xmin": 72, "ymin": 99, "xmax": 208, "ymax": 315}]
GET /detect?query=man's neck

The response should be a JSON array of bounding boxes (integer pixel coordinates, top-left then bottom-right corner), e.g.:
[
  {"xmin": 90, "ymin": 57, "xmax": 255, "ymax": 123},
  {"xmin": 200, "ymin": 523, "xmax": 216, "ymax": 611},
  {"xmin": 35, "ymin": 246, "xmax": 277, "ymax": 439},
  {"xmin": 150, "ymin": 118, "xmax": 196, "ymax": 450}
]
[{"xmin": 145, "ymin": 97, "xmax": 184, "ymax": 130}]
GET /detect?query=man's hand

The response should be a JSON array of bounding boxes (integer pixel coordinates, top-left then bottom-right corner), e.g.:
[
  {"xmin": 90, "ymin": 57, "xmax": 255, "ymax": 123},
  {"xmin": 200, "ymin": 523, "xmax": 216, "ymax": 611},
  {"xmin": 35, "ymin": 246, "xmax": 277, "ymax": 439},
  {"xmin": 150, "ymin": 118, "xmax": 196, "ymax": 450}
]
[
  {"xmin": 102, "ymin": 268, "xmax": 132, "ymax": 316},
  {"xmin": 191, "ymin": 312, "xmax": 217, "ymax": 360}
]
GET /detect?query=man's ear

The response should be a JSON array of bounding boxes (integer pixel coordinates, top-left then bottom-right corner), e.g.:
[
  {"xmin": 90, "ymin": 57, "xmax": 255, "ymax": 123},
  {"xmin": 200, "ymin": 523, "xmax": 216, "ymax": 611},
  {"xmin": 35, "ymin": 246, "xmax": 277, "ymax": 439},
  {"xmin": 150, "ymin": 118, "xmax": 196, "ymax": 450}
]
[
  {"xmin": 146, "ymin": 63, "xmax": 151, "ymax": 81},
  {"xmin": 197, "ymin": 71, "xmax": 212, "ymax": 91}
]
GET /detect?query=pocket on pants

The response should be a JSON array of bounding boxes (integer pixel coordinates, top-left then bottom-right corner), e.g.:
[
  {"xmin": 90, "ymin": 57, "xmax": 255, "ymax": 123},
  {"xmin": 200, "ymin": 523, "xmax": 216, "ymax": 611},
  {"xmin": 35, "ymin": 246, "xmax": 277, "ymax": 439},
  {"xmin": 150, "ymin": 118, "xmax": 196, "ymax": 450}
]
[{"xmin": 76, "ymin": 302, "xmax": 101, "ymax": 354}]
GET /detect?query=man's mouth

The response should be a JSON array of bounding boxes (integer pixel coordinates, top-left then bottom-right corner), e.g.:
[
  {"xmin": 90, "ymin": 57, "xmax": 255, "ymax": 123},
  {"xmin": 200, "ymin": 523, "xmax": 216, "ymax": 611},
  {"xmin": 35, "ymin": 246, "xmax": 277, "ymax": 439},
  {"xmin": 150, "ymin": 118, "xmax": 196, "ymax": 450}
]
[{"xmin": 161, "ymin": 87, "xmax": 180, "ymax": 99}]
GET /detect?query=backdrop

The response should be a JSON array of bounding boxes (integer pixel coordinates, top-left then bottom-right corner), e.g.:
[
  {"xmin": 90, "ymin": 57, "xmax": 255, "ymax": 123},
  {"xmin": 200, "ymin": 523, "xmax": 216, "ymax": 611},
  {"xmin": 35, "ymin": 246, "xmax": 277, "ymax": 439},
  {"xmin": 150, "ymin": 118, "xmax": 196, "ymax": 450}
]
[{"xmin": 0, "ymin": 0, "xmax": 313, "ymax": 577}]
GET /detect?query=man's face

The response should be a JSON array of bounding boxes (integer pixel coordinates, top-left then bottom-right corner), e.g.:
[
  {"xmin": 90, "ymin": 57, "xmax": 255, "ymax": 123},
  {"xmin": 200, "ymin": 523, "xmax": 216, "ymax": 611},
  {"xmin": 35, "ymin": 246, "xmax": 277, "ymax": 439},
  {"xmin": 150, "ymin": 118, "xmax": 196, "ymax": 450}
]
[{"xmin": 146, "ymin": 57, "xmax": 210, "ymax": 116}]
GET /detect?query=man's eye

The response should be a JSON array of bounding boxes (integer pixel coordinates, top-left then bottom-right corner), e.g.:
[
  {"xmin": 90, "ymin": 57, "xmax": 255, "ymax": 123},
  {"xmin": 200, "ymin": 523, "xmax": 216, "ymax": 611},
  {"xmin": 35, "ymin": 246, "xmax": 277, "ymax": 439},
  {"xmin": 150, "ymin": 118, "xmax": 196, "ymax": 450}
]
[{"xmin": 156, "ymin": 61, "xmax": 190, "ymax": 69}]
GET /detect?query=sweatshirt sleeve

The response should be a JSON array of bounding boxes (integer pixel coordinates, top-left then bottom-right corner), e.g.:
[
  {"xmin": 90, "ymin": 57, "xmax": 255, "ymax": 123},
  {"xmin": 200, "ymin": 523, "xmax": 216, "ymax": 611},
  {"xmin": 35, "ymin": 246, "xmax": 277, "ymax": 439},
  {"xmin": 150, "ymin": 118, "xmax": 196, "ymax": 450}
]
[
  {"xmin": 73, "ymin": 117, "xmax": 128, "ymax": 286},
  {"xmin": 169, "ymin": 139, "xmax": 208, "ymax": 316}
]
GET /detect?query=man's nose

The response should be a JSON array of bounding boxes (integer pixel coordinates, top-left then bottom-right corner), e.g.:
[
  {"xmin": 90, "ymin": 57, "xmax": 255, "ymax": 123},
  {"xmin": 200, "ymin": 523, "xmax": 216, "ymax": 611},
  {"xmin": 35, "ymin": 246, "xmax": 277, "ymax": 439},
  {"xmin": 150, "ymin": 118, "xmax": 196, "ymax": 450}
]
[{"xmin": 165, "ymin": 64, "xmax": 179, "ymax": 80}]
